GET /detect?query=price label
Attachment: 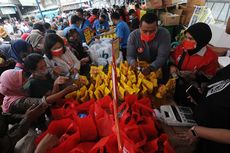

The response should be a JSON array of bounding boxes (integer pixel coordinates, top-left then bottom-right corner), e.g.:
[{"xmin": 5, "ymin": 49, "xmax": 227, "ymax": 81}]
[
  {"xmin": 112, "ymin": 38, "xmax": 120, "ymax": 60},
  {"xmin": 84, "ymin": 27, "xmax": 93, "ymax": 44}
]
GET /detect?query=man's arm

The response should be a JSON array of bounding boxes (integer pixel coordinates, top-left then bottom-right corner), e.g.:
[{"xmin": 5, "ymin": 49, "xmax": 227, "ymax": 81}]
[
  {"xmin": 150, "ymin": 29, "xmax": 171, "ymax": 70},
  {"xmin": 127, "ymin": 32, "xmax": 137, "ymax": 65}
]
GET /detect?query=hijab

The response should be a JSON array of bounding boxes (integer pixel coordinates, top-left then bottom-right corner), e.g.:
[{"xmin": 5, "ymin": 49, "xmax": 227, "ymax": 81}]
[
  {"xmin": 9, "ymin": 39, "xmax": 31, "ymax": 63},
  {"xmin": 26, "ymin": 33, "xmax": 44, "ymax": 49},
  {"xmin": 185, "ymin": 22, "xmax": 212, "ymax": 56},
  {"xmin": 0, "ymin": 69, "xmax": 26, "ymax": 112}
]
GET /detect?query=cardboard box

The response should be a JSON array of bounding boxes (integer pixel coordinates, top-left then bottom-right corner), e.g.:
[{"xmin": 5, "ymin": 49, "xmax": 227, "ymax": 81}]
[
  {"xmin": 180, "ymin": 5, "xmax": 195, "ymax": 25},
  {"xmin": 187, "ymin": 0, "xmax": 206, "ymax": 7},
  {"xmin": 146, "ymin": 0, "xmax": 163, "ymax": 9},
  {"xmin": 165, "ymin": 0, "xmax": 184, "ymax": 5},
  {"xmin": 160, "ymin": 12, "xmax": 181, "ymax": 26}
]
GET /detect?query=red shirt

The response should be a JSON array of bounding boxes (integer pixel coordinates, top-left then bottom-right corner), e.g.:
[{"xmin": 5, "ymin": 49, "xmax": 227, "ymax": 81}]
[
  {"xmin": 88, "ymin": 15, "xmax": 97, "ymax": 25},
  {"xmin": 136, "ymin": 9, "xmax": 140, "ymax": 20},
  {"xmin": 171, "ymin": 45, "xmax": 218, "ymax": 76}
]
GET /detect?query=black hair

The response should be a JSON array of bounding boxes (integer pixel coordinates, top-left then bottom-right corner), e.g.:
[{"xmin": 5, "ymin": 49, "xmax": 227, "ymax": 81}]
[
  {"xmin": 135, "ymin": 4, "xmax": 140, "ymax": 9},
  {"xmin": 128, "ymin": 9, "xmax": 136, "ymax": 15},
  {"xmin": 46, "ymin": 29, "xmax": 56, "ymax": 34},
  {"xmin": 59, "ymin": 18, "xmax": 63, "ymax": 23},
  {"xmin": 100, "ymin": 14, "xmax": 107, "ymax": 20},
  {"xmin": 76, "ymin": 8, "xmax": 84, "ymax": 15},
  {"xmin": 44, "ymin": 33, "xmax": 65, "ymax": 59},
  {"xmin": 71, "ymin": 15, "xmax": 82, "ymax": 24},
  {"xmin": 102, "ymin": 8, "xmax": 108, "ymax": 14},
  {"xmin": 24, "ymin": 53, "xmax": 44, "ymax": 72},
  {"xmin": 111, "ymin": 12, "xmax": 120, "ymax": 20},
  {"xmin": 140, "ymin": 13, "xmax": 158, "ymax": 26},
  {"xmin": 92, "ymin": 9, "xmax": 99, "ymax": 16},
  {"xmin": 43, "ymin": 22, "xmax": 51, "ymax": 30},
  {"xmin": 33, "ymin": 22, "xmax": 46, "ymax": 33}
]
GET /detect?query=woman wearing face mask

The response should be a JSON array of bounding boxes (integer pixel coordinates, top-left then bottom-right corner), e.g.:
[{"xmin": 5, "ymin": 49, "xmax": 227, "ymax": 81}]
[
  {"xmin": 0, "ymin": 68, "xmax": 79, "ymax": 114},
  {"xmin": 170, "ymin": 23, "xmax": 218, "ymax": 76},
  {"xmin": 9, "ymin": 39, "xmax": 33, "ymax": 70},
  {"xmin": 43, "ymin": 33, "xmax": 80, "ymax": 79},
  {"xmin": 169, "ymin": 22, "xmax": 218, "ymax": 106},
  {"xmin": 65, "ymin": 28, "xmax": 91, "ymax": 77}
]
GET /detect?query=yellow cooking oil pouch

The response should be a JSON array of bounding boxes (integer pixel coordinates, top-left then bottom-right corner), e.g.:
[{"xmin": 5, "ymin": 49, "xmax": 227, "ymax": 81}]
[
  {"xmin": 104, "ymin": 87, "xmax": 110, "ymax": 96},
  {"xmin": 65, "ymin": 91, "xmax": 78, "ymax": 99},
  {"xmin": 94, "ymin": 89, "xmax": 102, "ymax": 100},
  {"xmin": 80, "ymin": 91, "xmax": 88, "ymax": 102},
  {"xmin": 142, "ymin": 79, "xmax": 154, "ymax": 93},
  {"xmin": 79, "ymin": 75, "xmax": 89, "ymax": 85}
]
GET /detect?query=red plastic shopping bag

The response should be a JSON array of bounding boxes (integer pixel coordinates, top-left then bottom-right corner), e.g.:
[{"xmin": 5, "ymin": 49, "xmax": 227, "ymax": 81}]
[
  {"xmin": 47, "ymin": 118, "xmax": 74, "ymax": 138},
  {"xmin": 47, "ymin": 132, "xmax": 81, "ymax": 153},
  {"xmin": 51, "ymin": 99, "xmax": 79, "ymax": 119},
  {"xmin": 89, "ymin": 134, "xmax": 118, "ymax": 153},
  {"xmin": 69, "ymin": 142, "xmax": 96, "ymax": 153},
  {"xmin": 94, "ymin": 96, "xmax": 115, "ymax": 138},
  {"xmin": 74, "ymin": 115, "xmax": 98, "ymax": 141},
  {"xmin": 143, "ymin": 134, "xmax": 175, "ymax": 153},
  {"xmin": 138, "ymin": 116, "xmax": 158, "ymax": 140}
]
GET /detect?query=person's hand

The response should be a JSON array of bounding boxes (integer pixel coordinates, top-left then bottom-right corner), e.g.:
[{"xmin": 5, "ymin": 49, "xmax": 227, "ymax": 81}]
[
  {"xmin": 64, "ymin": 84, "xmax": 80, "ymax": 93},
  {"xmin": 187, "ymin": 96, "xmax": 197, "ymax": 105},
  {"xmin": 130, "ymin": 62, "xmax": 137, "ymax": 70},
  {"xmin": 53, "ymin": 66, "xmax": 64, "ymax": 75},
  {"xmin": 54, "ymin": 76, "xmax": 69, "ymax": 86},
  {"xmin": 80, "ymin": 57, "xmax": 89, "ymax": 65},
  {"xmin": 177, "ymin": 128, "xmax": 198, "ymax": 145},
  {"xmin": 170, "ymin": 65, "xmax": 179, "ymax": 75},
  {"xmin": 142, "ymin": 66, "xmax": 153, "ymax": 75},
  {"xmin": 24, "ymin": 103, "xmax": 48, "ymax": 123}
]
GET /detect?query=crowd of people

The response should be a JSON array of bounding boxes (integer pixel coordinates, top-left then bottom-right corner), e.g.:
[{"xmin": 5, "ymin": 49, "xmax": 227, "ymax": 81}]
[{"xmin": 0, "ymin": 3, "xmax": 230, "ymax": 153}]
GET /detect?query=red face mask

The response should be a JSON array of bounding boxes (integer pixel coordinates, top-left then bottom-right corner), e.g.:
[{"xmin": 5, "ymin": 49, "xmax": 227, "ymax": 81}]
[
  {"xmin": 141, "ymin": 32, "xmax": 156, "ymax": 42},
  {"xmin": 182, "ymin": 40, "xmax": 196, "ymax": 50},
  {"xmin": 51, "ymin": 47, "xmax": 64, "ymax": 57}
]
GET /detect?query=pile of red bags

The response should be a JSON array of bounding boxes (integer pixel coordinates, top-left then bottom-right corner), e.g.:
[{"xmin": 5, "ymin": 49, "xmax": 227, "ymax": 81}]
[{"xmin": 36, "ymin": 95, "xmax": 175, "ymax": 153}]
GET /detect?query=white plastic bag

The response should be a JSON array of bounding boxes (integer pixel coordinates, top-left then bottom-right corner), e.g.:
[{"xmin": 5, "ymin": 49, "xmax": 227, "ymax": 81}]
[{"xmin": 88, "ymin": 38, "xmax": 123, "ymax": 66}]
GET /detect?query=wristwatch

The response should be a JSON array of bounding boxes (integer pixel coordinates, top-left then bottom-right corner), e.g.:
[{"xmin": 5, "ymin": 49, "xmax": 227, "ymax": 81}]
[{"xmin": 191, "ymin": 126, "xmax": 198, "ymax": 137}]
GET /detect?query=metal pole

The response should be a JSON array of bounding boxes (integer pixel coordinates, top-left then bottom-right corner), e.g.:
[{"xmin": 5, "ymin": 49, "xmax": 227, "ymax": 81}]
[
  {"xmin": 35, "ymin": 0, "xmax": 45, "ymax": 23},
  {"xmin": 111, "ymin": 38, "xmax": 123, "ymax": 153}
]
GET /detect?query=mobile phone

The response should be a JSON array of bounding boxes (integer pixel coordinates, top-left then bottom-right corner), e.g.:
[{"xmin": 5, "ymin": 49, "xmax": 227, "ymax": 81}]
[{"xmin": 186, "ymin": 85, "xmax": 202, "ymax": 104}]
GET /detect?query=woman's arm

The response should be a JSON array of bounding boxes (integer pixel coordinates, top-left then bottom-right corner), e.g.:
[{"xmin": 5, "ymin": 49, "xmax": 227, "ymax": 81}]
[
  {"xmin": 46, "ymin": 85, "xmax": 78, "ymax": 104},
  {"xmin": 195, "ymin": 126, "xmax": 230, "ymax": 145},
  {"xmin": 184, "ymin": 125, "xmax": 230, "ymax": 145}
]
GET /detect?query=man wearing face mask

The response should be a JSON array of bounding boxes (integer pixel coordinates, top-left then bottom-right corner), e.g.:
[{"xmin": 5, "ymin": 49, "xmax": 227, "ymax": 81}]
[
  {"xmin": 63, "ymin": 15, "xmax": 86, "ymax": 42},
  {"xmin": 128, "ymin": 9, "xmax": 140, "ymax": 31},
  {"xmin": 76, "ymin": 8, "xmax": 92, "ymax": 30},
  {"xmin": 127, "ymin": 13, "xmax": 171, "ymax": 75},
  {"xmin": 93, "ymin": 14, "xmax": 110, "ymax": 36},
  {"xmin": 111, "ymin": 12, "xmax": 130, "ymax": 60}
]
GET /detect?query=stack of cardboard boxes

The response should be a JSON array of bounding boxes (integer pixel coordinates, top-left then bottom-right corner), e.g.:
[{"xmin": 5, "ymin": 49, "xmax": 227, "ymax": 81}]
[
  {"xmin": 145, "ymin": 0, "xmax": 206, "ymax": 26},
  {"xmin": 180, "ymin": 0, "xmax": 206, "ymax": 26}
]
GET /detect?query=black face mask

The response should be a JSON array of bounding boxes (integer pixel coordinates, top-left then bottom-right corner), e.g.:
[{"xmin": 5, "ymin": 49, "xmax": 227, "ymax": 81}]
[{"xmin": 99, "ymin": 20, "xmax": 104, "ymax": 24}]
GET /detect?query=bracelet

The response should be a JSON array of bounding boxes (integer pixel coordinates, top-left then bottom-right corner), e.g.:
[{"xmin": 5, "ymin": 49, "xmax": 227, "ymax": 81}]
[{"xmin": 191, "ymin": 126, "xmax": 198, "ymax": 137}]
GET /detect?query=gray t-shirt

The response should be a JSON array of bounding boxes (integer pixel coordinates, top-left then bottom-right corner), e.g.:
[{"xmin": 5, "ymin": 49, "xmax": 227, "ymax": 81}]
[{"xmin": 127, "ymin": 27, "xmax": 171, "ymax": 70}]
